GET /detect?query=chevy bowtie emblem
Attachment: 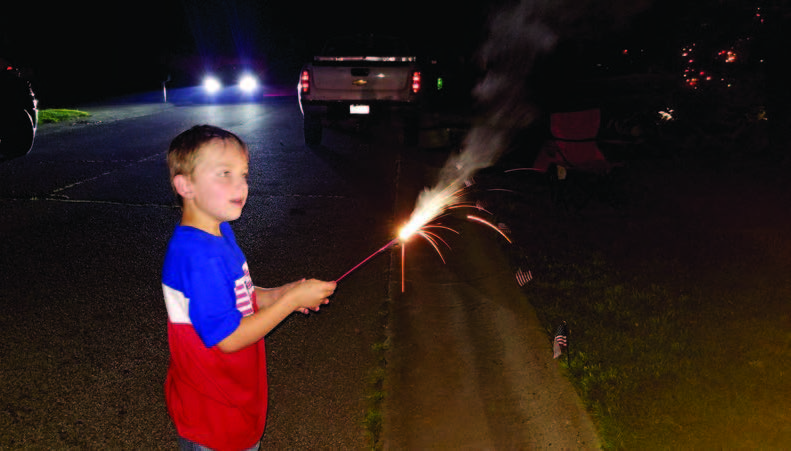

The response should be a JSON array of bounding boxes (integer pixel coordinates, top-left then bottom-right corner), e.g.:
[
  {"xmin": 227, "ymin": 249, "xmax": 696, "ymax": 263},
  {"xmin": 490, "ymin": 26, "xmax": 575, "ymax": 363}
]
[{"xmin": 353, "ymin": 79, "xmax": 368, "ymax": 86}]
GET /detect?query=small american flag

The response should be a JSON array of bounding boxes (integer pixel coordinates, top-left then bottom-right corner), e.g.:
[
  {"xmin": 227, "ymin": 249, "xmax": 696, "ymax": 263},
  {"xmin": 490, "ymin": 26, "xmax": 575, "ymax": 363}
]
[
  {"xmin": 553, "ymin": 321, "xmax": 568, "ymax": 359},
  {"xmin": 515, "ymin": 268, "xmax": 533, "ymax": 286}
]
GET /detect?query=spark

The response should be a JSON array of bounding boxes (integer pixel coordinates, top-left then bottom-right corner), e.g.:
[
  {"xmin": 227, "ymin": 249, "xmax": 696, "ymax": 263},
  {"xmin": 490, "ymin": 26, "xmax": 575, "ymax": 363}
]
[
  {"xmin": 466, "ymin": 215, "xmax": 512, "ymax": 243},
  {"xmin": 412, "ymin": 224, "xmax": 459, "ymax": 263}
]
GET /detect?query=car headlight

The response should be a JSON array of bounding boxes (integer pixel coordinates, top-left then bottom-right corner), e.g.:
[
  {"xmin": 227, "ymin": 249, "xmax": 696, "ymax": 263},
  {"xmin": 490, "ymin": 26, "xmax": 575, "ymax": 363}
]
[
  {"xmin": 239, "ymin": 74, "xmax": 258, "ymax": 93},
  {"xmin": 203, "ymin": 76, "xmax": 222, "ymax": 94}
]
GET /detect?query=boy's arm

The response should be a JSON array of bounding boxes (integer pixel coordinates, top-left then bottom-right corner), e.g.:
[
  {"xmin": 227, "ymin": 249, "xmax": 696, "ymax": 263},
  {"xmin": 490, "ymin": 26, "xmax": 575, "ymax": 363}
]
[
  {"xmin": 254, "ymin": 283, "xmax": 296, "ymax": 309},
  {"xmin": 216, "ymin": 279, "xmax": 335, "ymax": 353}
]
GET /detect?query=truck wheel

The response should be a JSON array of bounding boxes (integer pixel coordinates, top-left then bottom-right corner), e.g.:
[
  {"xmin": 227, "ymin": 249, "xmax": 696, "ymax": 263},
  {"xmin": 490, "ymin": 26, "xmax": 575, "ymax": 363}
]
[
  {"xmin": 304, "ymin": 115, "xmax": 322, "ymax": 147},
  {"xmin": 0, "ymin": 109, "xmax": 36, "ymax": 162}
]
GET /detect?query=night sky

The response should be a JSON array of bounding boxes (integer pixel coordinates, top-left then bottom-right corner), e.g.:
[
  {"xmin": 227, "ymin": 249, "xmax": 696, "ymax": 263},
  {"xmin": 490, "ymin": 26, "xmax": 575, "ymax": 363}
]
[{"xmin": 1, "ymin": 0, "xmax": 783, "ymax": 107}]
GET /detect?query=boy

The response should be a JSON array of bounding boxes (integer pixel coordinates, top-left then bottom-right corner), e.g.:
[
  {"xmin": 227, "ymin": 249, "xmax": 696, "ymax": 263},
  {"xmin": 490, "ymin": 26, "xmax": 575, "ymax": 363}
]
[{"xmin": 162, "ymin": 125, "xmax": 336, "ymax": 451}]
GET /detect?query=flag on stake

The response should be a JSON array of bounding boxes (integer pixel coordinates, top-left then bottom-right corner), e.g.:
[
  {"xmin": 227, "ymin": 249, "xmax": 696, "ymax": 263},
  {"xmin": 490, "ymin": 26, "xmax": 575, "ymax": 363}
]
[
  {"xmin": 553, "ymin": 321, "xmax": 568, "ymax": 359},
  {"xmin": 515, "ymin": 268, "xmax": 533, "ymax": 286}
]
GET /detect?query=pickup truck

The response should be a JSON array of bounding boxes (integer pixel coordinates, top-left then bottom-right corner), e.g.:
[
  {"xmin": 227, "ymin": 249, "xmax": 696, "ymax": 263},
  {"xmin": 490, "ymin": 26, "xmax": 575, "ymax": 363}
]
[{"xmin": 297, "ymin": 35, "xmax": 422, "ymax": 146}]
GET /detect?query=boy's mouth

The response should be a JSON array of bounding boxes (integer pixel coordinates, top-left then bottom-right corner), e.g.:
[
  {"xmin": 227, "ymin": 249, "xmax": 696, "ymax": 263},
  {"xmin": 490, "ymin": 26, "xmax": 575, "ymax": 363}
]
[{"xmin": 230, "ymin": 198, "xmax": 245, "ymax": 207}]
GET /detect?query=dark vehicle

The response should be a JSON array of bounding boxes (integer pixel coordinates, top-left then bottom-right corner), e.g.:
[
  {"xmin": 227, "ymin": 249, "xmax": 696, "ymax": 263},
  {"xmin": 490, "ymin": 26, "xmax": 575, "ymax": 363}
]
[{"xmin": 1, "ymin": 57, "xmax": 37, "ymax": 161}]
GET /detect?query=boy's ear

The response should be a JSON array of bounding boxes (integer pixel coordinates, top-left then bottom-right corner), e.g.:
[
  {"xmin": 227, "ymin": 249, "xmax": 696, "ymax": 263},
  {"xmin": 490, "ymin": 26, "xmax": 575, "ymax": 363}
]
[{"xmin": 173, "ymin": 174, "xmax": 194, "ymax": 200}]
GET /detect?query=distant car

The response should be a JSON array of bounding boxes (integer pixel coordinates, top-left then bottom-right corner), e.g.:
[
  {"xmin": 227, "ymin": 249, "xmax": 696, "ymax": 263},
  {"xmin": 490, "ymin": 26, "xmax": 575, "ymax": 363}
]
[
  {"xmin": 199, "ymin": 64, "xmax": 263, "ymax": 102},
  {"xmin": 0, "ymin": 57, "xmax": 37, "ymax": 161}
]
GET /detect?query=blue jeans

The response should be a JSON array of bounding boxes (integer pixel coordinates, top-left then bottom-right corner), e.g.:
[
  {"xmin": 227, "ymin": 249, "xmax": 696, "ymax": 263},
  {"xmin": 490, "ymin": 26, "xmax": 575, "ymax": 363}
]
[{"xmin": 178, "ymin": 436, "xmax": 260, "ymax": 451}]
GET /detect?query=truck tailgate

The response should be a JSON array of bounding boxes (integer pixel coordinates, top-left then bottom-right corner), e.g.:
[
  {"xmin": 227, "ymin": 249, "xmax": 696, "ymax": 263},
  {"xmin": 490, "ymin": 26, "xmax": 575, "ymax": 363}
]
[{"xmin": 309, "ymin": 64, "xmax": 414, "ymax": 101}]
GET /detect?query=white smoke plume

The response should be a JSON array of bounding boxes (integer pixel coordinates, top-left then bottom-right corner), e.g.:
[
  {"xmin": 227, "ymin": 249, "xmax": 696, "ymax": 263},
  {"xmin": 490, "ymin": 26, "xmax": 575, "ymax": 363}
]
[
  {"xmin": 409, "ymin": 0, "xmax": 653, "ymax": 219},
  {"xmin": 410, "ymin": 0, "xmax": 559, "ymax": 216}
]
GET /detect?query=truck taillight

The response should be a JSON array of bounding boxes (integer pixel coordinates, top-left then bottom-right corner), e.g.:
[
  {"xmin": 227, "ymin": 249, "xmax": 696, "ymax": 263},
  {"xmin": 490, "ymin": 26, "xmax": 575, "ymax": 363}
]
[
  {"xmin": 300, "ymin": 70, "xmax": 310, "ymax": 94},
  {"xmin": 411, "ymin": 71, "xmax": 421, "ymax": 94}
]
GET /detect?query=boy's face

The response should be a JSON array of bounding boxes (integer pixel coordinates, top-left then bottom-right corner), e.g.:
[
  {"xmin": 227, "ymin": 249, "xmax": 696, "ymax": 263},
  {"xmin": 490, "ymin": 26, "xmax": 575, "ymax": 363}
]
[{"xmin": 175, "ymin": 138, "xmax": 249, "ymax": 234}]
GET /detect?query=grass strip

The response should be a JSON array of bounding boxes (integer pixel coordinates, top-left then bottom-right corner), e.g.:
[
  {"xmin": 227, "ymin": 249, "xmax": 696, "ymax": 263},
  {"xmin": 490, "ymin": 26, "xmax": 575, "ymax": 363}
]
[{"xmin": 38, "ymin": 109, "xmax": 90, "ymax": 124}]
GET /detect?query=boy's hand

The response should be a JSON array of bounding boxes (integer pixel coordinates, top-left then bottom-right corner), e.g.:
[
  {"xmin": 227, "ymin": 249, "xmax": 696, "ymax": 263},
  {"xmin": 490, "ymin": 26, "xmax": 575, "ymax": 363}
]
[{"xmin": 288, "ymin": 278, "xmax": 336, "ymax": 315}]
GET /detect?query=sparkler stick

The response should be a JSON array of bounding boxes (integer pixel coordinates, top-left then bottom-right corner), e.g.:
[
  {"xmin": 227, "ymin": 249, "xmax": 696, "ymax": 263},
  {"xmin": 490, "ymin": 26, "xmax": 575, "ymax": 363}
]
[{"xmin": 335, "ymin": 238, "xmax": 399, "ymax": 282}]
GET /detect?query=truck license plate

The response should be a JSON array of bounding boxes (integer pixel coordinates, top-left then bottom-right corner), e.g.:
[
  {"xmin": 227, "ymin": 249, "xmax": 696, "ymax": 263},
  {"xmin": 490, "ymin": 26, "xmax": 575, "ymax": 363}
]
[{"xmin": 350, "ymin": 105, "xmax": 370, "ymax": 115}]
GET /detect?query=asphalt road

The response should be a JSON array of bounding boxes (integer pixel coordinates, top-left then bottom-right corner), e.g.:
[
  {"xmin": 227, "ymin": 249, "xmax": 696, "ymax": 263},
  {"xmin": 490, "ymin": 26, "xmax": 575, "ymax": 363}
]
[{"xmin": 0, "ymin": 100, "xmax": 599, "ymax": 449}]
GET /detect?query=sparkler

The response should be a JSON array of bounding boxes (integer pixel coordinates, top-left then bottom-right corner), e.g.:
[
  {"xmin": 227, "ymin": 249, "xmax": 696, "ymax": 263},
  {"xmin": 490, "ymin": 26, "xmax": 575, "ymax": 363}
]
[{"xmin": 336, "ymin": 182, "xmax": 511, "ymax": 291}]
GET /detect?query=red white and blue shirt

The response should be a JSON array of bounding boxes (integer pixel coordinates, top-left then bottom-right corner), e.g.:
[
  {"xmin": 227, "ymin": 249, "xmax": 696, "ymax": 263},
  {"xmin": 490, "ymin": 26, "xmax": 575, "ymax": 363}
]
[{"xmin": 162, "ymin": 222, "xmax": 267, "ymax": 451}]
